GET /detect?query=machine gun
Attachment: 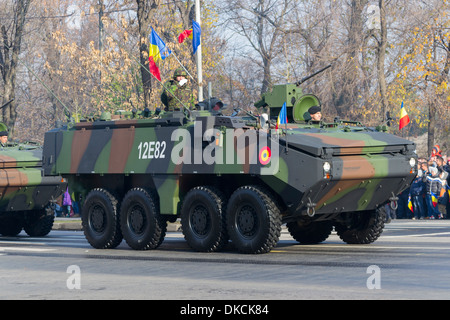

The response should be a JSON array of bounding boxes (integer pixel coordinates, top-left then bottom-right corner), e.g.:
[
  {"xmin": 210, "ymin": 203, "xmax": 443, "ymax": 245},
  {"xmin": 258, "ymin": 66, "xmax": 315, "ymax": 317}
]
[
  {"xmin": 254, "ymin": 65, "xmax": 332, "ymax": 123},
  {"xmin": 295, "ymin": 64, "xmax": 332, "ymax": 86},
  {"xmin": 1, "ymin": 99, "xmax": 14, "ymax": 110}
]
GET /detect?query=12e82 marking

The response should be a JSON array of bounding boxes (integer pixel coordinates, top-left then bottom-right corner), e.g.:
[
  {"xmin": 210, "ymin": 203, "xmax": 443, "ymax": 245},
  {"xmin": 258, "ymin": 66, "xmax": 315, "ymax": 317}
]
[{"xmin": 138, "ymin": 141, "xmax": 166, "ymax": 160}]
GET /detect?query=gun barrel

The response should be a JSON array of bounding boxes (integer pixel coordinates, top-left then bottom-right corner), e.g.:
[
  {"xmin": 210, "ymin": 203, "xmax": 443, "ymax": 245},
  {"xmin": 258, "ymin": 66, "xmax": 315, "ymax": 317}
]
[
  {"xmin": 1, "ymin": 99, "xmax": 14, "ymax": 110},
  {"xmin": 296, "ymin": 64, "xmax": 332, "ymax": 86}
]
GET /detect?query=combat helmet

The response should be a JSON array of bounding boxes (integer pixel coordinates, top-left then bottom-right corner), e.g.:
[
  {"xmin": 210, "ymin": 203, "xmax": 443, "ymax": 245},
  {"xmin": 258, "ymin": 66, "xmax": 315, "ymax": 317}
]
[
  {"xmin": 0, "ymin": 122, "xmax": 8, "ymax": 137},
  {"xmin": 173, "ymin": 68, "xmax": 188, "ymax": 78}
]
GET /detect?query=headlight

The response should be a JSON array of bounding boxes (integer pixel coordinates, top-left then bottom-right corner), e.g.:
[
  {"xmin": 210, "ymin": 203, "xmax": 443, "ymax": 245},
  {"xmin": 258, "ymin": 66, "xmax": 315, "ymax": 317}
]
[
  {"xmin": 323, "ymin": 162, "xmax": 331, "ymax": 179},
  {"xmin": 409, "ymin": 157, "xmax": 416, "ymax": 167}
]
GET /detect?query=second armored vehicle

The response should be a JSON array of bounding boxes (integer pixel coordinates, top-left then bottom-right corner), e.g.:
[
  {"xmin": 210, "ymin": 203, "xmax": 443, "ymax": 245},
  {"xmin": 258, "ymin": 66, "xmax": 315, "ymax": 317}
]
[{"xmin": 0, "ymin": 122, "xmax": 66, "ymax": 237}]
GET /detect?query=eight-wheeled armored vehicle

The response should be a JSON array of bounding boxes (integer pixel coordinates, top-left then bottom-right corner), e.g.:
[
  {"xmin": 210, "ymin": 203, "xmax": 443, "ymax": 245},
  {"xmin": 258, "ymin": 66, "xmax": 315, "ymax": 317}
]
[{"xmin": 42, "ymin": 72, "xmax": 416, "ymax": 253}]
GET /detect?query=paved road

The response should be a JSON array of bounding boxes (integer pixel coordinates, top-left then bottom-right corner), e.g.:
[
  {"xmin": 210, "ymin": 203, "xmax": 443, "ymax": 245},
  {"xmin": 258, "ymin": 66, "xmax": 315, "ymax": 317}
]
[{"xmin": 1, "ymin": 220, "xmax": 449, "ymax": 302}]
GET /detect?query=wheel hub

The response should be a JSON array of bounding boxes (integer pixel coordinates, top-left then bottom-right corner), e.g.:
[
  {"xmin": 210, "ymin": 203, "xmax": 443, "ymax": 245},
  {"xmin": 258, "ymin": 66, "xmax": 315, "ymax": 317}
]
[
  {"xmin": 237, "ymin": 205, "xmax": 257, "ymax": 237},
  {"xmin": 90, "ymin": 205, "xmax": 105, "ymax": 233},
  {"xmin": 190, "ymin": 204, "xmax": 209, "ymax": 236},
  {"xmin": 129, "ymin": 205, "xmax": 146, "ymax": 234}
]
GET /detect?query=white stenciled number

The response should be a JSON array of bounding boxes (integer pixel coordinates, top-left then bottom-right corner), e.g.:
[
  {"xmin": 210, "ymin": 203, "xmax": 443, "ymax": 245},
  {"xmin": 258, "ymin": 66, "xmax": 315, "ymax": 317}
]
[{"xmin": 138, "ymin": 141, "xmax": 166, "ymax": 160}]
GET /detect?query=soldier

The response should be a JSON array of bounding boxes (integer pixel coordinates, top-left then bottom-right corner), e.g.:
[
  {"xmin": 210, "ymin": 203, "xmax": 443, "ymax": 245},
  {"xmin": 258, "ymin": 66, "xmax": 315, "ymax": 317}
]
[
  {"xmin": 161, "ymin": 68, "xmax": 195, "ymax": 111},
  {"xmin": 308, "ymin": 105, "xmax": 322, "ymax": 121},
  {"xmin": 0, "ymin": 130, "xmax": 8, "ymax": 147}
]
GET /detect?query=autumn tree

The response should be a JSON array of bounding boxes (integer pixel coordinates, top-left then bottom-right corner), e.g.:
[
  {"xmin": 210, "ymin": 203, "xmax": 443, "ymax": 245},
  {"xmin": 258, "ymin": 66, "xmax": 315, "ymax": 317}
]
[
  {"xmin": 390, "ymin": 0, "xmax": 449, "ymax": 152},
  {"xmin": 218, "ymin": 0, "xmax": 295, "ymax": 95},
  {"xmin": 0, "ymin": 0, "xmax": 31, "ymax": 137}
]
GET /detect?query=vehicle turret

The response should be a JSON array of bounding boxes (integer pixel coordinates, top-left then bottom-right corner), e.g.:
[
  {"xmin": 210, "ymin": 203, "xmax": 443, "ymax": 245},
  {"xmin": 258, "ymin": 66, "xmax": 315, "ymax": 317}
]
[{"xmin": 254, "ymin": 65, "xmax": 331, "ymax": 122}]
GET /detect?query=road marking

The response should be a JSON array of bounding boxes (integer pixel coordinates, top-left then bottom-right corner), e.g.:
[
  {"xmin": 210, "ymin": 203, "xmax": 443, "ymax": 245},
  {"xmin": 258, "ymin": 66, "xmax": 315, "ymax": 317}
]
[
  {"xmin": 382, "ymin": 232, "xmax": 450, "ymax": 238},
  {"xmin": 0, "ymin": 247, "xmax": 56, "ymax": 252}
]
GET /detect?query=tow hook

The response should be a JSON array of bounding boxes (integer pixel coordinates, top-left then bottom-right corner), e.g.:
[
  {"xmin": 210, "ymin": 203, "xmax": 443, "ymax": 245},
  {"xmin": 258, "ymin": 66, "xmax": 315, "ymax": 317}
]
[
  {"xmin": 306, "ymin": 198, "xmax": 316, "ymax": 217},
  {"xmin": 389, "ymin": 192, "xmax": 398, "ymax": 210}
]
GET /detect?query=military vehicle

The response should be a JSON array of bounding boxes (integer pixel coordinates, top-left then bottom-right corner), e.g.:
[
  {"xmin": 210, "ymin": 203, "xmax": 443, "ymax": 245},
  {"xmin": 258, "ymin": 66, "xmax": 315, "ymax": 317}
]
[
  {"xmin": 0, "ymin": 119, "xmax": 67, "ymax": 237},
  {"xmin": 42, "ymin": 68, "xmax": 416, "ymax": 254}
]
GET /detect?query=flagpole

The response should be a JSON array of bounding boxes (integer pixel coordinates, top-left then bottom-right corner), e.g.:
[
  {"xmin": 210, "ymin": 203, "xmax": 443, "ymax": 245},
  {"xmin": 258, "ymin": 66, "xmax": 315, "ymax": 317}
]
[{"xmin": 195, "ymin": 0, "xmax": 203, "ymax": 102}]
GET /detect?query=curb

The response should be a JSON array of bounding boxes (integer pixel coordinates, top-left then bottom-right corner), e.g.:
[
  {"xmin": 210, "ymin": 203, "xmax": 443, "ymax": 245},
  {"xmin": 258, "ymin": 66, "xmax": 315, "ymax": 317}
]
[{"xmin": 52, "ymin": 218, "xmax": 182, "ymax": 232}]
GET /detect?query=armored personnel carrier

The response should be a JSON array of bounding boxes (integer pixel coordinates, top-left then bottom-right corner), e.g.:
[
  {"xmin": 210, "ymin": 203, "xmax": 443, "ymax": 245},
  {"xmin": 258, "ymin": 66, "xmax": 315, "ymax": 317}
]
[
  {"xmin": 42, "ymin": 71, "xmax": 416, "ymax": 254},
  {"xmin": 0, "ymin": 121, "xmax": 66, "ymax": 237}
]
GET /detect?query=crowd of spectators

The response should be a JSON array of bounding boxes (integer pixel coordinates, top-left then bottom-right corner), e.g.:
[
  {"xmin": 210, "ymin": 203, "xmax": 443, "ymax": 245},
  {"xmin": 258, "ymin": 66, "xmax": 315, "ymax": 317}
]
[{"xmin": 386, "ymin": 145, "xmax": 450, "ymax": 221}]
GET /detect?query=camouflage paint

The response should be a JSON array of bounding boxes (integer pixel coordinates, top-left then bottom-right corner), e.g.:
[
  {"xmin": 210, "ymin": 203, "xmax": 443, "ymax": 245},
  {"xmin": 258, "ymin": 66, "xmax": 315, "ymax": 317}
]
[
  {"xmin": 43, "ymin": 110, "xmax": 416, "ymax": 223},
  {"xmin": 0, "ymin": 144, "xmax": 66, "ymax": 213}
]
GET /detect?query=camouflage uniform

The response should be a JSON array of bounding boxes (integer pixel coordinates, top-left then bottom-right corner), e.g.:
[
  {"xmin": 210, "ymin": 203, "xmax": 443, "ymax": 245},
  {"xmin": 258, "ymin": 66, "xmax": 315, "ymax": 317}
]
[{"xmin": 161, "ymin": 68, "xmax": 195, "ymax": 111}]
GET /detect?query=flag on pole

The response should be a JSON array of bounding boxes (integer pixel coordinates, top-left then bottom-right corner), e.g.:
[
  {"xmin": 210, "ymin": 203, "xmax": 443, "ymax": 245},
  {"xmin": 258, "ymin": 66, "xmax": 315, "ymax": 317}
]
[
  {"xmin": 399, "ymin": 101, "xmax": 410, "ymax": 130},
  {"xmin": 431, "ymin": 191, "xmax": 438, "ymax": 207},
  {"xmin": 276, "ymin": 102, "xmax": 288, "ymax": 130},
  {"xmin": 192, "ymin": 20, "xmax": 201, "ymax": 54},
  {"xmin": 178, "ymin": 20, "xmax": 201, "ymax": 54},
  {"xmin": 407, "ymin": 195, "xmax": 413, "ymax": 213},
  {"xmin": 149, "ymin": 28, "xmax": 171, "ymax": 81},
  {"xmin": 178, "ymin": 29, "xmax": 193, "ymax": 44}
]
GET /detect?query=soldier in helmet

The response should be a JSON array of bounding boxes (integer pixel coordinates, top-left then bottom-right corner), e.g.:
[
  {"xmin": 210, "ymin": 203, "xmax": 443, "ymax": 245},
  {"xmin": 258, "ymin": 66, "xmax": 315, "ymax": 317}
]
[
  {"xmin": 308, "ymin": 105, "xmax": 322, "ymax": 121},
  {"xmin": 161, "ymin": 68, "xmax": 195, "ymax": 111},
  {"xmin": 0, "ymin": 130, "xmax": 8, "ymax": 148}
]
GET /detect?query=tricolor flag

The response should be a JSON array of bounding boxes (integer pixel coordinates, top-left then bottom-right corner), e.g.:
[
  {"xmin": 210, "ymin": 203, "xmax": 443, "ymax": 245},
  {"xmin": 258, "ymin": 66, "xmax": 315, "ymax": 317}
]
[
  {"xmin": 407, "ymin": 195, "xmax": 413, "ymax": 213},
  {"xmin": 149, "ymin": 28, "xmax": 171, "ymax": 81},
  {"xmin": 399, "ymin": 101, "xmax": 410, "ymax": 130},
  {"xmin": 431, "ymin": 191, "xmax": 438, "ymax": 207},
  {"xmin": 178, "ymin": 20, "xmax": 201, "ymax": 54},
  {"xmin": 447, "ymin": 184, "xmax": 450, "ymax": 202},
  {"xmin": 276, "ymin": 102, "xmax": 288, "ymax": 130}
]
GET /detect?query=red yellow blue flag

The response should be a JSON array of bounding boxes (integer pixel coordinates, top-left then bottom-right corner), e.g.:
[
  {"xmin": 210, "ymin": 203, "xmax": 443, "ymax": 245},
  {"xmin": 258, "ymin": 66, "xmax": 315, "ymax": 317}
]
[
  {"xmin": 276, "ymin": 102, "xmax": 287, "ymax": 130},
  {"xmin": 149, "ymin": 28, "xmax": 171, "ymax": 81},
  {"xmin": 178, "ymin": 20, "xmax": 201, "ymax": 54},
  {"xmin": 431, "ymin": 191, "xmax": 438, "ymax": 207},
  {"xmin": 399, "ymin": 101, "xmax": 410, "ymax": 130},
  {"xmin": 407, "ymin": 195, "xmax": 413, "ymax": 213}
]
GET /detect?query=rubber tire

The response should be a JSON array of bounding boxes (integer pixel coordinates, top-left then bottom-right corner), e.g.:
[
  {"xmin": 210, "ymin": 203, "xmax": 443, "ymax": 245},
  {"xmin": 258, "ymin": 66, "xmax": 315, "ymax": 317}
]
[
  {"xmin": 181, "ymin": 186, "xmax": 228, "ymax": 252},
  {"xmin": 334, "ymin": 207, "xmax": 386, "ymax": 244},
  {"xmin": 82, "ymin": 188, "xmax": 122, "ymax": 249},
  {"xmin": 226, "ymin": 185, "xmax": 281, "ymax": 254},
  {"xmin": 120, "ymin": 188, "xmax": 166, "ymax": 250},
  {"xmin": 0, "ymin": 216, "xmax": 23, "ymax": 236},
  {"xmin": 24, "ymin": 210, "xmax": 55, "ymax": 237},
  {"xmin": 287, "ymin": 220, "xmax": 333, "ymax": 244}
]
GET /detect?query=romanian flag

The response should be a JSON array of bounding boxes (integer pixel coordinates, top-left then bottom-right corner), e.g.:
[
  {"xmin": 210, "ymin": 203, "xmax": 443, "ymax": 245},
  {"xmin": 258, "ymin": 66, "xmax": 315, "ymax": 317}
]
[
  {"xmin": 178, "ymin": 20, "xmax": 201, "ymax": 54},
  {"xmin": 149, "ymin": 28, "xmax": 171, "ymax": 81},
  {"xmin": 408, "ymin": 195, "xmax": 413, "ymax": 213},
  {"xmin": 431, "ymin": 191, "xmax": 438, "ymax": 207},
  {"xmin": 178, "ymin": 29, "xmax": 193, "ymax": 43},
  {"xmin": 276, "ymin": 102, "xmax": 288, "ymax": 130},
  {"xmin": 399, "ymin": 101, "xmax": 410, "ymax": 130}
]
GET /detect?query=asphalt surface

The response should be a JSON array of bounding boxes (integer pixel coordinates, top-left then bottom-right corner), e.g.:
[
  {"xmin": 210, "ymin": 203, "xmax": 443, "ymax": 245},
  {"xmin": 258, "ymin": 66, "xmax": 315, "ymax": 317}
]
[{"xmin": 1, "ymin": 219, "xmax": 449, "ymax": 302}]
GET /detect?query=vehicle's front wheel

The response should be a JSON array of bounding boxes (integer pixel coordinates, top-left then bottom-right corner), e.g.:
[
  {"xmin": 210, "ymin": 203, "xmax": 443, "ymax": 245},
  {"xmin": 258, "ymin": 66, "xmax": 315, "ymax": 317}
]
[
  {"xmin": 24, "ymin": 208, "xmax": 55, "ymax": 237},
  {"xmin": 0, "ymin": 216, "xmax": 23, "ymax": 236},
  {"xmin": 334, "ymin": 207, "xmax": 386, "ymax": 244},
  {"xmin": 287, "ymin": 220, "xmax": 333, "ymax": 244}
]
